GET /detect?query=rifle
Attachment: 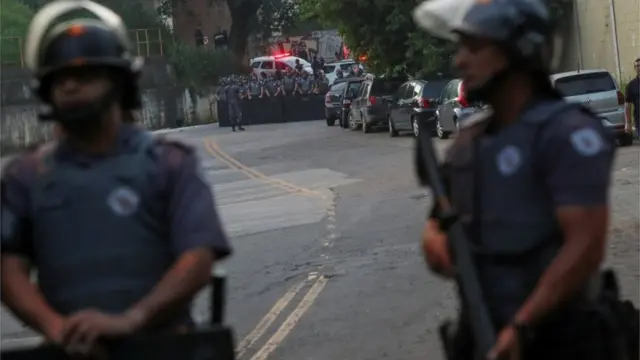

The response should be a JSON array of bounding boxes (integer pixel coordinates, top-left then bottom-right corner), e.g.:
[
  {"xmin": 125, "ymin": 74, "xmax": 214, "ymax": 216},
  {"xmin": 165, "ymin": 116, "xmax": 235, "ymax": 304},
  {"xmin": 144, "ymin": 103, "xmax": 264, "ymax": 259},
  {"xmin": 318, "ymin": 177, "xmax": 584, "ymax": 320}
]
[
  {"xmin": 1, "ymin": 263, "xmax": 235, "ymax": 360},
  {"xmin": 415, "ymin": 123, "xmax": 496, "ymax": 360}
]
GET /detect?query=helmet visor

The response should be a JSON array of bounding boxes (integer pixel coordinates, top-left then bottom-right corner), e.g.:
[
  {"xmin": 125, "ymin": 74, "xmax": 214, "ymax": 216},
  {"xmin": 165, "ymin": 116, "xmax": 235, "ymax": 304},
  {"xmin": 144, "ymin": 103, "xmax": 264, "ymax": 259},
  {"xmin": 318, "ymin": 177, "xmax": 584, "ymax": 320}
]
[{"xmin": 414, "ymin": 0, "xmax": 508, "ymax": 42}]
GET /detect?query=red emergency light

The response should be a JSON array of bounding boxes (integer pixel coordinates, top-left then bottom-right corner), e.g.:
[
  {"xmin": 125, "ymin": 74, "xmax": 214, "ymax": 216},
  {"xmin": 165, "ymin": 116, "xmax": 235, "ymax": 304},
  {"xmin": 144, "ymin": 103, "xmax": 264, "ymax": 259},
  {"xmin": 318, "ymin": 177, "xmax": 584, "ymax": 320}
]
[{"xmin": 274, "ymin": 52, "xmax": 291, "ymax": 58}]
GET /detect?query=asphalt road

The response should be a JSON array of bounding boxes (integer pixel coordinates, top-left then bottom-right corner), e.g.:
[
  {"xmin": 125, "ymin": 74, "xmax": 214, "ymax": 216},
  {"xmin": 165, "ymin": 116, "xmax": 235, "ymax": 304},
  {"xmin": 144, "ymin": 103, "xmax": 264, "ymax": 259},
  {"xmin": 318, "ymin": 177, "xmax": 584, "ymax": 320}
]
[{"xmin": 2, "ymin": 121, "xmax": 639, "ymax": 360}]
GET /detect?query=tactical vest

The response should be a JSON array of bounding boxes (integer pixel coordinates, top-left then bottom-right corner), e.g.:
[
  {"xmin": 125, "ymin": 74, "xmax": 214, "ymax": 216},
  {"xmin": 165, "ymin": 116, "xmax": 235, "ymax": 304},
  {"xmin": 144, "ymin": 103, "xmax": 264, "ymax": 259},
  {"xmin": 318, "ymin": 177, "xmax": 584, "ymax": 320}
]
[
  {"xmin": 300, "ymin": 79, "xmax": 311, "ymax": 91},
  {"xmin": 30, "ymin": 131, "xmax": 177, "ymax": 318},
  {"xmin": 283, "ymin": 77, "xmax": 294, "ymax": 91},
  {"xmin": 249, "ymin": 82, "xmax": 261, "ymax": 95},
  {"xmin": 447, "ymin": 100, "xmax": 592, "ymax": 325}
]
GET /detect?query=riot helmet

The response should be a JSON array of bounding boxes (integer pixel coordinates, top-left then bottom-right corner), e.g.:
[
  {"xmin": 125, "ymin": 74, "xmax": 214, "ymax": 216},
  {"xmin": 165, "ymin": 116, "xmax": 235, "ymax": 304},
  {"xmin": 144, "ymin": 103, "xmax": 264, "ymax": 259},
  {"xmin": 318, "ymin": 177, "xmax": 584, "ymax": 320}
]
[
  {"xmin": 413, "ymin": 0, "xmax": 558, "ymax": 101},
  {"xmin": 25, "ymin": 0, "xmax": 143, "ymax": 126}
]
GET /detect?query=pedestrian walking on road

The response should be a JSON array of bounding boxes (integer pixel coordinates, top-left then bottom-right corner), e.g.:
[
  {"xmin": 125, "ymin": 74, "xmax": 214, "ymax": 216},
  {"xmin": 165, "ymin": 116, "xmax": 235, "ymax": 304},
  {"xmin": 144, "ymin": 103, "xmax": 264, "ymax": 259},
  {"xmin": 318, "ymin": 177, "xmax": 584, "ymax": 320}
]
[
  {"xmin": 414, "ymin": 0, "xmax": 637, "ymax": 359},
  {"xmin": 624, "ymin": 58, "xmax": 640, "ymax": 141},
  {"xmin": 1, "ymin": 1, "xmax": 233, "ymax": 358}
]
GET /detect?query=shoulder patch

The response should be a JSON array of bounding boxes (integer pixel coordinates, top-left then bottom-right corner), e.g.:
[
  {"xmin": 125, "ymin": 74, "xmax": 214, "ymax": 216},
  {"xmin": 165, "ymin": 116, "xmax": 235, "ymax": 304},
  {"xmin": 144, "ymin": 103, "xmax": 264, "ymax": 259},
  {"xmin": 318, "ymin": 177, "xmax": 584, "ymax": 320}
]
[
  {"xmin": 153, "ymin": 137, "xmax": 194, "ymax": 169},
  {"xmin": 569, "ymin": 128, "xmax": 604, "ymax": 156}
]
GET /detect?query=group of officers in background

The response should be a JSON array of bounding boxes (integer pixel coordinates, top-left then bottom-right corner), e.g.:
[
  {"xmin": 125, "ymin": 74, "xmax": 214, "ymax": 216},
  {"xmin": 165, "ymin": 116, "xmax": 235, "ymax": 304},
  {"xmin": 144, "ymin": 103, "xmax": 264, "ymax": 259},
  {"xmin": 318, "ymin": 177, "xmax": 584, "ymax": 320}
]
[{"xmin": 216, "ymin": 68, "xmax": 330, "ymax": 102}]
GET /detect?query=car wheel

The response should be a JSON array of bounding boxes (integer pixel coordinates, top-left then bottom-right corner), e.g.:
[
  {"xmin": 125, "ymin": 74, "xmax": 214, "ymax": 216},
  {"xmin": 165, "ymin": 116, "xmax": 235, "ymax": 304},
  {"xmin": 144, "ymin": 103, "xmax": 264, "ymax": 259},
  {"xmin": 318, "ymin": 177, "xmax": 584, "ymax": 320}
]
[
  {"xmin": 412, "ymin": 116, "xmax": 419, "ymax": 137},
  {"xmin": 618, "ymin": 133, "xmax": 634, "ymax": 147},
  {"xmin": 348, "ymin": 112, "xmax": 359, "ymax": 131},
  {"xmin": 326, "ymin": 117, "xmax": 335, "ymax": 126},
  {"xmin": 388, "ymin": 116, "xmax": 398, "ymax": 137},
  {"xmin": 436, "ymin": 117, "xmax": 450, "ymax": 140}
]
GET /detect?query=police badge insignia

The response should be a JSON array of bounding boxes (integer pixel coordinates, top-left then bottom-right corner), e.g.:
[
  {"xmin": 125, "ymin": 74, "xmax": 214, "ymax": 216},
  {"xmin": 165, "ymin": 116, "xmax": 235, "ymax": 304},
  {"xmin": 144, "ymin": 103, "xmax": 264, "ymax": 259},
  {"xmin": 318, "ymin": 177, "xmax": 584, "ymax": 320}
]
[
  {"xmin": 496, "ymin": 145, "xmax": 522, "ymax": 176},
  {"xmin": 570, "ymin": 128, "xmax": 603, "ymax": 156},
  {"xmin": 107, "ymin": 186, "xmax": 140, "ymax": 216}
]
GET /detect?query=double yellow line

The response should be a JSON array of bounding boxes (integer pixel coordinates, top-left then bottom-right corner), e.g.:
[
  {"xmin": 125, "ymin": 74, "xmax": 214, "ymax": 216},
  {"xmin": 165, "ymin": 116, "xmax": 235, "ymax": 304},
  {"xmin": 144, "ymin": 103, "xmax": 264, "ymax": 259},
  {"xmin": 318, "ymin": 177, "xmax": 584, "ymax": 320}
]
[
  {"xmin": 202, "ymin": 137, "xmax": 330, "ymax": 359},
  {"xmin": 204, "ymin": 138, "xmax": 325, "ymax": 199}
]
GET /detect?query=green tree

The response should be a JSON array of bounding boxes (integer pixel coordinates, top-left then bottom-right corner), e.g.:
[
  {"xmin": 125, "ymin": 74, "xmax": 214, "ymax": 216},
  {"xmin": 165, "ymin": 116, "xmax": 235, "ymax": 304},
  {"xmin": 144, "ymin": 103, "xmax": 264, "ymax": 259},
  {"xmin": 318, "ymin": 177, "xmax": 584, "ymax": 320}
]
[
  {"xmin": 0, "ymin": 0, "xmax": 34, "ymax": 66},
  {"xmin": 298, "ymin": 0, "xmax": 453, "ymax": 76}
]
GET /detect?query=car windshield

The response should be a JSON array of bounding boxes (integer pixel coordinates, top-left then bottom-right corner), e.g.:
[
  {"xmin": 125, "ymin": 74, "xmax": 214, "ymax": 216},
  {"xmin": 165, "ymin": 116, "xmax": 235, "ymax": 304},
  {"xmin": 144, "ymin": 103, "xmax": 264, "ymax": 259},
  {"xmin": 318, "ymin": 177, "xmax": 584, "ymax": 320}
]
[
  {"xmin": 371, "ymin": 80, "xmax": 404, "ymax": 95},
  {"xmin": 346, "ymin": 81, "xmax": 363, "ymax": 95},
  {"xmin": 283, "ymin": 57, "xmax": 311, "ymax": 67},
  {"xmin": 324, "ymin": 65, "xmax": 336, "ymax": 73},
  {"xmin": 421, "ymin": 79, "xmax": 451, "ymax": 97},
  {"xmin": 329, "ymin": 82, "xmax": 346, "ymax": 93},
  {"xmin": 555, "ymin": 72, "xmax": 616, "ymax": 96}
]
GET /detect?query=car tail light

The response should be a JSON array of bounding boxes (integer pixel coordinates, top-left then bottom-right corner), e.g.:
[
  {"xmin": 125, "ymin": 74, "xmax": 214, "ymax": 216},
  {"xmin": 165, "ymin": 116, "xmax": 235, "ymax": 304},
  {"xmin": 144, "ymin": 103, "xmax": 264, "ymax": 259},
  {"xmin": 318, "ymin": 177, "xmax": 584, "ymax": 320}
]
[
  {"xmin": 616, "ymin": 91, "xmax": 624, "ymax": 105},
  {"xmin": 458, "ymin": 82, "xmax": 470, "ymax": 108},
  {"xmin": 368, "ymin": 96, "xmax": 376, "ymax": 106},
  {"xmin": 325, "ymin": 93, "xmax": 331, "ymax": 103},
  {"xmin": 342, "ymin": 99, "xmax": 351, "ymax": 107},
  {"xmin": 418, "ymin": 97, "xmax": 430, "ymax": 108}
]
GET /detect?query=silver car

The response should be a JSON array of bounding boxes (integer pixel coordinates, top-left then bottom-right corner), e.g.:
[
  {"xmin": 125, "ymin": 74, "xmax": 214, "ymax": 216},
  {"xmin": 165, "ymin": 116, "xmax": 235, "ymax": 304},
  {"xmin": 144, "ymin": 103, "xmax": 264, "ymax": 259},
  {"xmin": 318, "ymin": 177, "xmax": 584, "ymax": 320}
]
[{"xmin": 550, "ymin": 69, "xmax": 633, "ymax": 146}]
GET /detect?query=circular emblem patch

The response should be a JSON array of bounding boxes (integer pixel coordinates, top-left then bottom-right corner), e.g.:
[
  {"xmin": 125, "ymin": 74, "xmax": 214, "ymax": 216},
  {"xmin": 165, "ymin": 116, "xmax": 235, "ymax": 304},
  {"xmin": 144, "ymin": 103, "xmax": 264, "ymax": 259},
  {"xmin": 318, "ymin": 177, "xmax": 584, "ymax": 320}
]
[
  {"xmin": 569, "ymin": 128, "xmax": 603, "ymax": 156},
  {"xmin": 107, "ymin": 186, "xmax": 140, "ymax": 216},
  {"xmin": 496, "ymin": 145, "xmax": 522, "ymax": 176}
]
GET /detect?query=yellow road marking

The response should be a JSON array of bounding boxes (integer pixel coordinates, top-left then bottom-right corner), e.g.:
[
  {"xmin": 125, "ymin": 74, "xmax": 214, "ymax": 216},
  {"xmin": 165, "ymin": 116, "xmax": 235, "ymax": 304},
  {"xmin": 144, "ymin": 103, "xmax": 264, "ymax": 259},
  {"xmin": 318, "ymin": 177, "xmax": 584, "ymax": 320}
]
[
  {"xmin": 204, "ymin": 138, "xmax": 325, "ymax": 199},
  {"xmin": 249, "ymin": 276, "xmax": 328, "ymax": 360},
  {"xmin": 235, "ymin": 280, "xmax": 307, "ymax": 358},
  {"xmin": 203, "ymin": 138, "xmax": 330, "ymax": 358}
]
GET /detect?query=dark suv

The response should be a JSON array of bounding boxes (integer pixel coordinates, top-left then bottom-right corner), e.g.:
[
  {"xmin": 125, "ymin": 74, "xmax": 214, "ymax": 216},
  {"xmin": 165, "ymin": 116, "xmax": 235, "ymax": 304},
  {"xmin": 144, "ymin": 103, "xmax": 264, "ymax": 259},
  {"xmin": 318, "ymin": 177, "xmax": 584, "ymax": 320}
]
[
  {"xmin": 337, "ymin": 77, "xmax": 365, "ymax": 128},
  {"xmin": 432, "ymin": 79, "xmax": 482, "ymax": 139},
  {"xmin": 387, "ymin": 78, "xmax": 450, "ymax": 137},
  {"xmin": 324, "ymin": 77, "xmax": 363, "ymax": 127},
  {"xmin": 348, "ymin": 77, "xmax": 405, "ymax": 133}
]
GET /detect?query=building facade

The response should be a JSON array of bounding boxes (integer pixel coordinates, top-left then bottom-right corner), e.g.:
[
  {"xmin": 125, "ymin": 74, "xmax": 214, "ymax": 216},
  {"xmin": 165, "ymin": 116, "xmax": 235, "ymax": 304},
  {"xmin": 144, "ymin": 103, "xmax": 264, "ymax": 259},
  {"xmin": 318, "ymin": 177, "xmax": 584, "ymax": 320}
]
[{"xmin": 562, "ymin": 0, "xmax": 639, "ymax": 83}]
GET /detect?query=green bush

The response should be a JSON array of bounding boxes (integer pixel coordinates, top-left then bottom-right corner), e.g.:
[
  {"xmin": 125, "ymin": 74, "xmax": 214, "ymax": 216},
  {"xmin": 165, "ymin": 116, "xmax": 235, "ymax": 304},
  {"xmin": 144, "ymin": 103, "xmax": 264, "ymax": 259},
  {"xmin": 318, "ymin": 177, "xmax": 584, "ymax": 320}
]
[
  {"xmin": 0, "ymin": 0, "xmax": 34, "ymax": 66},
  {"xmin": 166, "ymin": 43, "xmax": 241, "ymax": 90}
]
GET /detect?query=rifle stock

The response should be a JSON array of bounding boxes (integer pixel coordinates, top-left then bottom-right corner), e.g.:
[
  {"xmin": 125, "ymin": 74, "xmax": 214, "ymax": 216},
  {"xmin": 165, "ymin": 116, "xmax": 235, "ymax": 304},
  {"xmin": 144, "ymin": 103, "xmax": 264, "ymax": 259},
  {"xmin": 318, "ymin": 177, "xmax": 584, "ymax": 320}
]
[{"xmin": 416, "ymin": 127, "xmax": 496, "ymax": 359}]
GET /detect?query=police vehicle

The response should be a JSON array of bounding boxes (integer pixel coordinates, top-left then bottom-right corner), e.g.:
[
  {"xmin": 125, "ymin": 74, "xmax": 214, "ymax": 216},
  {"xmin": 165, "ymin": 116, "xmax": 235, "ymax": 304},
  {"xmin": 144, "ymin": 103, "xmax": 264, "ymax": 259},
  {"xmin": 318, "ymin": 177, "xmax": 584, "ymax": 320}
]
[{"xmin": 249, "ymin": 53, "xmax": 313, "ymax": 77}]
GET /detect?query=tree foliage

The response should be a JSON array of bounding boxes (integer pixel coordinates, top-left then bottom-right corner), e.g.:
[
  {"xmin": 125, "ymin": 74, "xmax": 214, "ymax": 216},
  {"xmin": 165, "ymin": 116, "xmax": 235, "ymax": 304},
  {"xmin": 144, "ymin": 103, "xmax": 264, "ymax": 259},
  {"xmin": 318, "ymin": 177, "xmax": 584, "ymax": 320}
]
[
  {"xmin": 0, "ymin": 0, "xmax": 34, "ymax": 65},
  {"xmin": 299, "ymin": 0, "xmax": 573, "ymax": 76},
  {"xmin": 298, "ymin": 0, "xmax": 454, "ymax": 76}
]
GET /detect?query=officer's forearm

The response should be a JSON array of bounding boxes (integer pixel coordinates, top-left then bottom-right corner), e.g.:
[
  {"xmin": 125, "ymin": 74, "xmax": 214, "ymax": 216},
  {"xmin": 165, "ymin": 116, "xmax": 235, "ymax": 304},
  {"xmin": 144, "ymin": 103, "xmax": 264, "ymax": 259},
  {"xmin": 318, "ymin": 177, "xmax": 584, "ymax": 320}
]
[
  {"xmin": 624, "ymin": 104, "xmax": 632, "ymax": 125},
  {"xmin": 1, "ymin": 255, "xmax": 62, "ymax": 336},
  {"xmin": 515, "ymin": 232, "xmax": 605, "ymax": 325},
  {"xmin": 128, "ymin": 247, "xmax": 214, "ymax": 327}
]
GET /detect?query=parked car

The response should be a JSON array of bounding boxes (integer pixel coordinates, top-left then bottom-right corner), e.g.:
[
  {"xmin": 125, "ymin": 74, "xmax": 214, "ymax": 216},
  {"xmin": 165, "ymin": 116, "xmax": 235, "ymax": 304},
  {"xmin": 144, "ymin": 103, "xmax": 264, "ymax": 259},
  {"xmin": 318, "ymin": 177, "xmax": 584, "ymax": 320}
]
[
  {"xmin": 550, "ymin": 69, "xmax": 633, "ymax": 146},
  {"xmin": 348, "ymin": 76, "xmax": 405, "ymax": 133},
  {"xmin": 337, "ymin": 78, "xmax": 365, "ymax": 128},
  {"xmin": 250, "ymin": 54, "xmax": 313, "ymax": 77},
  {"xmin": 324, "ymin": 60, "xmax": 365, "ymax": 85},
  {"xmin": 324, "ymin": 81, "xmax": 347, "ymax": 126},
  {"xmin": 386, "ymin": 78, "xmax": 450, "ymax": 137},
  {"xmin": 432, "ymin": 79, "xmax": 483, "ymax": 139}
]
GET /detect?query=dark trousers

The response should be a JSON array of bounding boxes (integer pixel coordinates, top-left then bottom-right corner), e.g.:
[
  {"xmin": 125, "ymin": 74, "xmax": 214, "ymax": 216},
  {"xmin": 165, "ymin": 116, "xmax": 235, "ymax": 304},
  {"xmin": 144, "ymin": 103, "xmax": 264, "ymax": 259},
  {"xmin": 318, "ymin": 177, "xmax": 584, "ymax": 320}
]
[
  {"xmin": 228, "ymin": 103, "xmax": 242, "ymax": 127},
  {"xmin": 448, "ymin": 308, "xmax": 619, "ymax": 360}
]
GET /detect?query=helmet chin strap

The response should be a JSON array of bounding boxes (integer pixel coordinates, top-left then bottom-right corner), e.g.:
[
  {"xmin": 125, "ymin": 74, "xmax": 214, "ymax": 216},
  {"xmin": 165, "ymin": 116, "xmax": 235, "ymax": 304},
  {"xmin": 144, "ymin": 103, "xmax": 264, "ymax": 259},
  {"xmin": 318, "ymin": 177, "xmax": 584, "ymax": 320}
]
[{"xmin": 465, "ymin": 65, "xmax": 515, "ymax": 104}]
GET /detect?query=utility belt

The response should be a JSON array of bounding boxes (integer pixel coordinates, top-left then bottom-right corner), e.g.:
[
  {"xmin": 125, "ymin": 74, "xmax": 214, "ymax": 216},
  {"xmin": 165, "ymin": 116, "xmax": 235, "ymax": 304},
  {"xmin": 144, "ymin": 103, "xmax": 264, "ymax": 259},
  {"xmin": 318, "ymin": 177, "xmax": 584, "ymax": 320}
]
[{"xmin": 439, "ymin": 269, "xmax": 639, "ymax": 360}]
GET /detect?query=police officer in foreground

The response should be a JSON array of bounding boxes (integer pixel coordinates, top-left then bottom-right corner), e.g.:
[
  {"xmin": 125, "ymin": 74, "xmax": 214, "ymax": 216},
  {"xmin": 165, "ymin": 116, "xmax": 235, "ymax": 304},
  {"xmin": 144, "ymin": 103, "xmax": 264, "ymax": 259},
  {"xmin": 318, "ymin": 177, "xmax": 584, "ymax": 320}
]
[
  {"xmin": 0, "ymin": 1, "xmax": 232, "ymax": 357},
  {"xmin": 413, "ymin": 0, "xmax": 629, "ymax": 359}
]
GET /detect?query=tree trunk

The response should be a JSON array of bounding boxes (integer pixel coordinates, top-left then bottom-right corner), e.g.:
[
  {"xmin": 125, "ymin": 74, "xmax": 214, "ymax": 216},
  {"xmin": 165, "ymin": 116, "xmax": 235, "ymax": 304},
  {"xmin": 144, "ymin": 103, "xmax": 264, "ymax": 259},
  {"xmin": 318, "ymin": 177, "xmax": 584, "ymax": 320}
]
[{"xmin": 228, "ymin": 0, "xmax": 260, "ymax": 61}]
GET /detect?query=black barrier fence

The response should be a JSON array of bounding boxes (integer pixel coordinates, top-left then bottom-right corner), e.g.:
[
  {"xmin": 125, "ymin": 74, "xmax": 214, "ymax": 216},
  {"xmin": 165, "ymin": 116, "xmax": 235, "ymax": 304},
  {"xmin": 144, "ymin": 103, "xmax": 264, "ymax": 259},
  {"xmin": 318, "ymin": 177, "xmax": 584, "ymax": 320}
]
[{"xmin": 217, "ymin": 95, "xmax": 326, "ymax": 127}]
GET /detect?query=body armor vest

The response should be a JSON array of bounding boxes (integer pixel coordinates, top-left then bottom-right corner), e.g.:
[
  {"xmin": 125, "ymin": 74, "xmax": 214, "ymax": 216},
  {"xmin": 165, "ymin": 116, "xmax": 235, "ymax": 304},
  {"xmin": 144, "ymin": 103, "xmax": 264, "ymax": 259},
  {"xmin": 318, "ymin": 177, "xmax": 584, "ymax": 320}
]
[
  {"xmin": 283, "ymin": 77, "xmax": 294, "ymax": 91},
  {"xmin": 447, "ymin": 100, "xmax": 589, "ymax": 325},
  {"xmin": 30, "ymin": 131, "xmax": 176, "ymax": 318},
  {"xmin": 249, "ymin": 82, "xmax": 260, "ymax": 96}
]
